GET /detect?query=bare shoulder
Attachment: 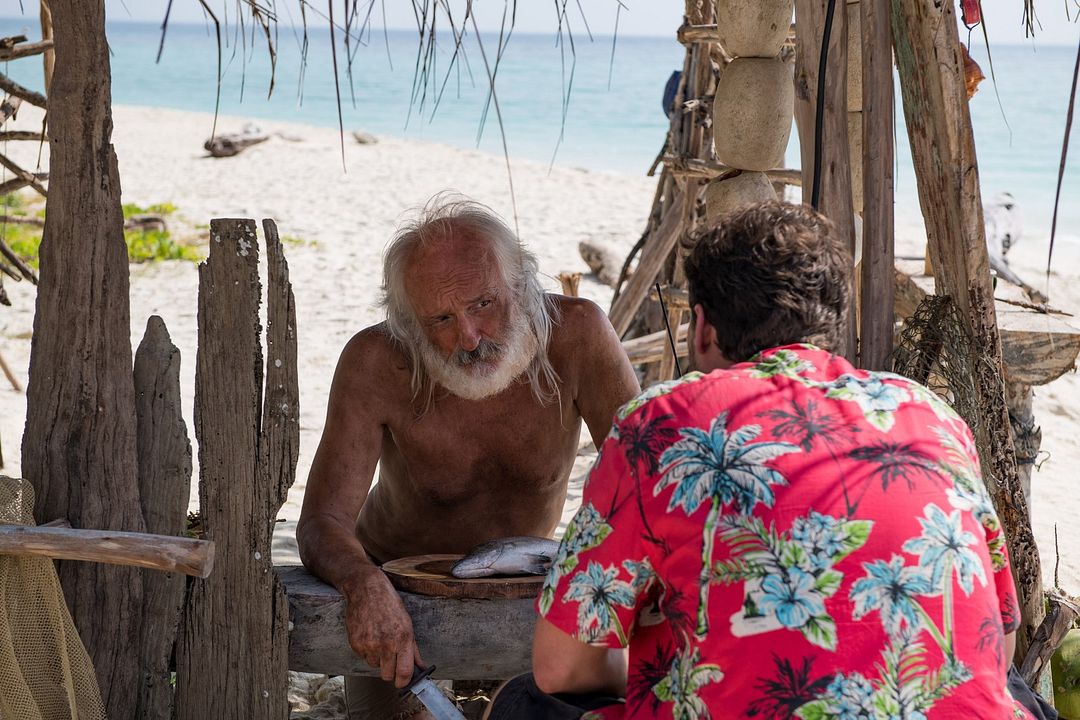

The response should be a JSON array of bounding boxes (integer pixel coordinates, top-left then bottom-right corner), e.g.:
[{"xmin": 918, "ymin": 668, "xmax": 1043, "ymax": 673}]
[
  {"xmin": 334, "ymin": 322, "xmax": 412, "ymax": 399},
  {"xmin": 548, "ymin": 294, "xmax": 617, "ymax": 346}
]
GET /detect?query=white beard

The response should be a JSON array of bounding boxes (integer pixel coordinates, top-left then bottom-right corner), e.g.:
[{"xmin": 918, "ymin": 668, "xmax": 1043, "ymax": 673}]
[{"xmin": 417, "ymin": 306, "xmax": 539, "ymax": 401}]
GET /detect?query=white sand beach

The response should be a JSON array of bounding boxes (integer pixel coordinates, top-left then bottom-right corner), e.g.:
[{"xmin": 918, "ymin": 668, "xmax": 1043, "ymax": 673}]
[{"xmin": 1, "ymin": 102, "xmax": 1078, "ymax": 601}]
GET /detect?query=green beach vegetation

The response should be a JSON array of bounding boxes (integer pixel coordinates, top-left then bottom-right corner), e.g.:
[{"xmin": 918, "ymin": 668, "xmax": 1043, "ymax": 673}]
[{"xmin": 0, "ymin": 192, "xmax": 201, "ymax": 267}]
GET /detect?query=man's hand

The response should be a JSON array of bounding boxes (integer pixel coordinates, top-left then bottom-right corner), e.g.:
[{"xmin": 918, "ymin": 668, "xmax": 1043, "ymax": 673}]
[{"xmin": 343, "ymin": 569, "xmax": 425, "ymax": 688}]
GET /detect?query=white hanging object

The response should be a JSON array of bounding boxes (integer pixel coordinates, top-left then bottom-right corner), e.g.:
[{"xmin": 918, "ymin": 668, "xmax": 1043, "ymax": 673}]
[
  {"xmin": 705, "ymin": 172, "xmax": 779, "ymax": 222},
  {"xmin": 713, "ymin": 57, "xmax": 795, "ymax": 172},
  {"xmin": 714, "ymin": 0, "xmax": 794, "ymax": 58}
]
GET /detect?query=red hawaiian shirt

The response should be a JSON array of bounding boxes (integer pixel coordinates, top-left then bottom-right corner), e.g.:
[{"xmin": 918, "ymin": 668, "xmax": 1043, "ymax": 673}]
[{"xmin": 539, "ymin": 344, "xmax": 1030, "ymax": 719}]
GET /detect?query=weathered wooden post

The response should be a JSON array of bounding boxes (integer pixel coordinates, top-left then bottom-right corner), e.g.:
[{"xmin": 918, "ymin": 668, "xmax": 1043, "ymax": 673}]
[
  {"xmin": 857, "ymin": 0, "xmax": 895, "ymax": 370},
  {"xmin": 175, "ymin": 219, "xmax": 299, "ymax": 719},
  {"xmin": 21, "ymin": 1, "xmax": 147, "ymax": 715},
  {"xmin": 134, "ymin": 316, "xmax": 192, "ymax": 719},
  {"xmin": 890, "ymin": 0, "xmax": 1045, "ymax": 660}
]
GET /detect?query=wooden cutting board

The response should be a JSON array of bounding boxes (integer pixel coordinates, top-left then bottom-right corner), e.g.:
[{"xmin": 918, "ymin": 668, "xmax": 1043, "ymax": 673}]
[{"xmin": 382, "ymin": 554, "xmax": 546, "ymax": 600}]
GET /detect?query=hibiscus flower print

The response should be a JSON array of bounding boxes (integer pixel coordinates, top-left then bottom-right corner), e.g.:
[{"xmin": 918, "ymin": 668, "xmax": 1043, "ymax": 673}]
[{"xmin": 757, "ymin": 567, "xmax": 827, "ymax": 630}]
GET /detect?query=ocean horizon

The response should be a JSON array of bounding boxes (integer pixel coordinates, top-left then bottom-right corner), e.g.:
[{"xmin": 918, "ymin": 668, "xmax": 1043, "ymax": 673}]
[{"xmin": 1, "ymin": 16, "xmax": 1077, "ymax": 254}]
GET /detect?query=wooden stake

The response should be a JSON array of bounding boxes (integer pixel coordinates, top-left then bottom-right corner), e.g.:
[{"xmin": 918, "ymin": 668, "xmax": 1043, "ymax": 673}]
[
  {"xmin": 858, "ymin": 0, "xmax": 894, "ymax": 370},
  {"xmin": 795, "ymin": 0, "xmax": 858, "ymax": 361}
]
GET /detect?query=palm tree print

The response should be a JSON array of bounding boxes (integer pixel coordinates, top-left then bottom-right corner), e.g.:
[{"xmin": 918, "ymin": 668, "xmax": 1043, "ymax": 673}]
[
  {"xmin": 902, "ymin": 503, "xmax": 987, "ymax": 653},
  {"xmin": 759, "ymin": 398, "xmax": 856, "ymax": 453},
  {"xmin": 619, "ymin": 413, "xmax": 683, "ymax": 548},
  {"xmin": 847, "ymin": 441, "xmax": 940, "ymax": 493},
  {"xmin": 850, "ymin": 555, "xmax": 934, "ymax": 638},
  {"xmin": 564, "ymin": 561, "xmax": 636, "ymax": 645},
  {"xmin": 652, "ymin": 644, "xmax": 725, "ymax": 720},
  {"xmin": 656, "ymin": 411, "xmax": 799, "ymax": 636},
  {"xmin": 903, "ymin": 504, "xmax": 986, "ymax": 595},
  {"xmin": 628, "ymin": 642, "xmax": 678, "ymax": 715},
  {"xmin": 744, "ymin": 654, "xmax": 832, "ymax": 720}
]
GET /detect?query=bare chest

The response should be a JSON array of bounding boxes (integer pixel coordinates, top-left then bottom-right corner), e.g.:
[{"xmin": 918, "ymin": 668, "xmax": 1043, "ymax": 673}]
[{"xmin": 383, "ymin": 386, "xmax": 582, "ymax": 505}]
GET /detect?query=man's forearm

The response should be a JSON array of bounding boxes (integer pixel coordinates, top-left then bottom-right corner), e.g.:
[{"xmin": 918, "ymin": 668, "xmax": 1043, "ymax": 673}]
[{"xmin": 297, "ymin": 516, "xmax": 382, "ymax": 594}]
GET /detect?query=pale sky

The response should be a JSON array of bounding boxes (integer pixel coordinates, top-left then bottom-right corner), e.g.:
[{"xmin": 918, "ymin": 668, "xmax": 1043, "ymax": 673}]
[{"xmin": 20, "ymin": 1, "xmax": 1078, "ymax": 46}]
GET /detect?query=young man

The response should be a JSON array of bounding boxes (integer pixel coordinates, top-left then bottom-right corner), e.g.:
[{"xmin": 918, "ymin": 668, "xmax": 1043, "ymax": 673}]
[
  {"xmin": 488, "ymin": 202, "xmax": 1030, "ymax": 718},
  {"xmin": 297, "ymin": 195, "xmax": 639, "ymax": 719}
]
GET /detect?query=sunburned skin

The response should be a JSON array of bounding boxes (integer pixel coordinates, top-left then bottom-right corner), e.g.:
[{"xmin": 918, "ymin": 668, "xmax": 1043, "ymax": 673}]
[{"xmin": 296, "ymin": 226, "xmax": 640, "ymax": 695}]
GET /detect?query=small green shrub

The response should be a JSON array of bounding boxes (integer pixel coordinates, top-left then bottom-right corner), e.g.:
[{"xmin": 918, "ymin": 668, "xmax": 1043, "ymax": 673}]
[{"xmin": 2, "ymin": 198, "xmax": 200, "ymax": 267}]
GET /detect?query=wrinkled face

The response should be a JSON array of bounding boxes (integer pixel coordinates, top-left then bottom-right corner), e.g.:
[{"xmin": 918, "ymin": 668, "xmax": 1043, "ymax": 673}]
[{"xmin": 404, "ymin": 231, "xmax": 537, "ymax": 400}]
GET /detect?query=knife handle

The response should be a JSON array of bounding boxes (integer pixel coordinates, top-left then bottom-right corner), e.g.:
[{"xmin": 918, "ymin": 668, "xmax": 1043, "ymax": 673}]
[{"xmin": 400, "ymin": 663, "xmax": 436, "ymax": 696}]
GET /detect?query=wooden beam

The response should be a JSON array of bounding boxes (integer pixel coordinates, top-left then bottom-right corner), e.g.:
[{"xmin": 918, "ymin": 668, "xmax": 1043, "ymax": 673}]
[
  {"xmin": 1019, "ymin": 592, "xmax": 1080, "ymax": 687},
  {"xmin": 0, "ymin": 524, "xmax": 213, "ymax": 576},
  {"xmin": 623, "ymin": 324, "xmax": 690, "ymax": 366},
  {"xmin": 279, "ymin": 566, "xmax": 536, "ymax": 679},
  {"xmin": 858, "ymin": 0, "xmax": 895, "ymax": 370},
  {"xmin": 795, "ymin": 0, "xmax": 857, "ymax": 361},
  {"xmin": 663, "ymin": 155, "xmax": 803, "ymax": 185},
  {"xmin": 0, "ymin": 153, "xmax": 48, "ymax": 197},
  {"xmin": 677, "ymin": 22, "xmax": 796, "ymax": 46},
  {"xmin": 0, "ymin": 38, "xmax": 54, "ymax": 61},
  {"xmin": 895, "ymin": 261, "xmax": 1080, "ymax": 386},
  {"xmin": 891, "ymin": 0, "xmax": 1044, "ymax": 661},
  {"xmin": 608, "ymin": 189, "xmax": 684, "ymax": 337}
]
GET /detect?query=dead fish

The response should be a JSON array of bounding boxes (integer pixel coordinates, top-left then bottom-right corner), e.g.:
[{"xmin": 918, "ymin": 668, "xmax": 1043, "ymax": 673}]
[{"xmin": 450, "ymin": 536, "xmax": 561, "ymax": 579}]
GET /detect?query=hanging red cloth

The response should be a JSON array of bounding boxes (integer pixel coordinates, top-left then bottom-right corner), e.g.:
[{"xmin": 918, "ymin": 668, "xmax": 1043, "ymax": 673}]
[{"xmin": 961, "ymin": 0, "xmax": 982, "ymax": 26}]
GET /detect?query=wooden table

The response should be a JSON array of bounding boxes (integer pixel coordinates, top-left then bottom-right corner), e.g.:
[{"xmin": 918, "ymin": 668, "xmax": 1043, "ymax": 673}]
[{"xmin": 277, "ymin": 565, "xmax": 537, "ymax": 679}]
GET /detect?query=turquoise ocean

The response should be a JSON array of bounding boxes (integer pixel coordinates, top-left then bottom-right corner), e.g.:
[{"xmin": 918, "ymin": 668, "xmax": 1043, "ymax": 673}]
[{"xmin": 1, "ymin": 16, "xmax": 1078, "ymax": 255}]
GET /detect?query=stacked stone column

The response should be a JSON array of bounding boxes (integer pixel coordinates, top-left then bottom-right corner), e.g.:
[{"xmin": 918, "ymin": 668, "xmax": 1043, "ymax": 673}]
[{"xmin": 706, "ymin": 0, "xmax": 796, "ymax": 222}]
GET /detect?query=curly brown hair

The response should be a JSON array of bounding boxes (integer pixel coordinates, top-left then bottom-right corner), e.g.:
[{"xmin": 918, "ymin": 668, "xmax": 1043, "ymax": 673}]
[{"xmin": 684, "ymin": 201, "xmax": 852, "ymax": 363}]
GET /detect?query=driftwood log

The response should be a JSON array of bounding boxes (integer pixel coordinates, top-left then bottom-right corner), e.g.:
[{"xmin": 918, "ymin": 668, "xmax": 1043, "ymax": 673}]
[
  {"xmin": 204, "ymin": 131, "xmax": 269, "ymax": 158},
  {"xmin": 280, "ymin": 565, "xmax": 535, "ymax": 679},
  {"xmin": 1019, "ymin": 591, "xmax": 1080, "ymax": 687},
  {"xmin": 0, "ymin": 38, "xmax": 54, "ymax": 62},
  {"xmin": 175, "ymin": 218, "xmax": 298, "ymax": 719},
  {"xmin": 578, "ymin": 241, "xmax": 624, "ymax": 288},
  {"xmin": 0, "ymin": 71, "xmax": 47, "ymax": 109},
  {"xmin": 134, "ymin": 315, "xmax": 193, "ymax": 719}
]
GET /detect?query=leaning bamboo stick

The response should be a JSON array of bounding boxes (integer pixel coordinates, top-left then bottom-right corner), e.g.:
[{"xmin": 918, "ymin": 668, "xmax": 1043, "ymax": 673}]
[{"xmin": 0, "ymin": 524, "xmax": 215, "ymax": 578}]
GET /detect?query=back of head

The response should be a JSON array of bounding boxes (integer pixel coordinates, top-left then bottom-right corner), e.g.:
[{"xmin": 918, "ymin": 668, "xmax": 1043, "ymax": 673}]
[{"xmin": 684, "ymin": 201, "xmax": 852, "ymax": 362}]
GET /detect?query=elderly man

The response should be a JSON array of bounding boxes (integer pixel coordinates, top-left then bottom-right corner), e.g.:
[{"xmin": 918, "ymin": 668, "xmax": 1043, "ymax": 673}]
[
  {"xmin": 296, "ymin": 196, "xmax": 639, "ymax": 719},
  {"xmin": 486, "ymin": 201, "xmax": 1031, "ymax": 718}
]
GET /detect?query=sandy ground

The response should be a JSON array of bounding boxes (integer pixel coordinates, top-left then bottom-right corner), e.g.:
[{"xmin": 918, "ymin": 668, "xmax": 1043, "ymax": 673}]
[{"xmin": 1, "ymin": 103, "xmax": 1078, "ymax": 602}]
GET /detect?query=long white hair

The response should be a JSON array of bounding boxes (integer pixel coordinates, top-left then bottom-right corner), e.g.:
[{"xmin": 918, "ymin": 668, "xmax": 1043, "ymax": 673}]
[{"xmin": 380, "ymin": 194, "xmax": 561, "ymax": 407}]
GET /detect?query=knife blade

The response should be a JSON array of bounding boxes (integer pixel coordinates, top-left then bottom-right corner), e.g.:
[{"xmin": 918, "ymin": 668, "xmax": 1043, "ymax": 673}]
[{"xmin": 401, "ymin": 665, "xmax": 467, "ymax": 720}]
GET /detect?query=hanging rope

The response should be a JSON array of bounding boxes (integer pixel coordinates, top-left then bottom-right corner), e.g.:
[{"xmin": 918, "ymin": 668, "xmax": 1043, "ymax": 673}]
[{"xmin": 810, "ymin": 0, "xmax": 839, "ymax": 210}]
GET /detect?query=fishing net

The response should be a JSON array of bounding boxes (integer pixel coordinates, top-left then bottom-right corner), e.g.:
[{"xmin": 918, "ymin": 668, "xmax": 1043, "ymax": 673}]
[
  {"xmin": 891, "ymin": 294, "xmax": 1004, "ymax": 493},
  {"xmin": 0, "ymin": 476, "xmax": 106, "ymax": 720}
]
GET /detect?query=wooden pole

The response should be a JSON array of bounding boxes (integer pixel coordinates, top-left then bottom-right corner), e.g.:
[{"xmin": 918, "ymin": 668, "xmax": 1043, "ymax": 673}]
[
  {"xmin": 40, "ymin": 0, "xmax": 54, "ymax": 95},
  {"xmin": 891, "ymin": 0, "xmax": 1045, "ymax": 661},
  {"xmin": 858, "ymin": 0, "xmax": 894, "ymax": 369},
  {"xmin": 0, "ymin": 524, "xmax": 212, "ymax": 576},
  {"xmin": 794, "ymin": 0, "xmax": 858, "ymax": 361}
]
